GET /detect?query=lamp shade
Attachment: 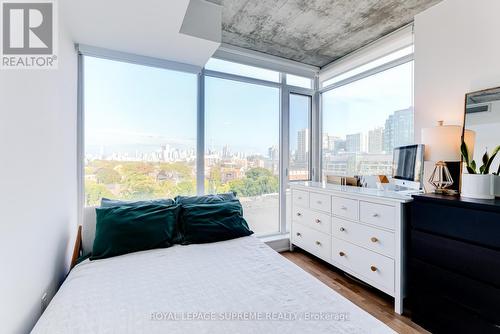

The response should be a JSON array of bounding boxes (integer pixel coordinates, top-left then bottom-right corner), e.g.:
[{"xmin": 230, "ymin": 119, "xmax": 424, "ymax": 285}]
[{"xmin": 421, "ymin": 122, "xmax": 463, "ymax": 161}]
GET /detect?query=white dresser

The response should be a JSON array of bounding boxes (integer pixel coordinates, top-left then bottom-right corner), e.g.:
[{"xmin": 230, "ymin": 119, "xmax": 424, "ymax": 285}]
[{"xmin": 290, "ymin": 182, "xmax": 412, "ymax": 314}]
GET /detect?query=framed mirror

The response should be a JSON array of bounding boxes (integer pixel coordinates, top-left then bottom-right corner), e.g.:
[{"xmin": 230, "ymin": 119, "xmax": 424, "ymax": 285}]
[{"xmin": 462, "ymin": 87, "xmax": 500, "ymax": 198}]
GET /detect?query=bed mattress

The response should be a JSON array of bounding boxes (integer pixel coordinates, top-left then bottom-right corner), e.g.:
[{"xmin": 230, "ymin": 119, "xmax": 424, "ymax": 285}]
[{"xmin": 32, "ymin": 236, "xmax": 395, "ymax": 333}]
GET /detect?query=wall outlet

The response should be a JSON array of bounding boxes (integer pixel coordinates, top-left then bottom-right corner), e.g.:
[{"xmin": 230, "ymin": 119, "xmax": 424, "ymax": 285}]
[{"xmin": 41, "ymin": 292, "xmax": 49, "ymax": 314}]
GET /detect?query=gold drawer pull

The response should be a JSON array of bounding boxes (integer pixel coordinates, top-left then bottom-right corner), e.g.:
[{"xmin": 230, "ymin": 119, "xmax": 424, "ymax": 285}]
[
  {"xmin": 296, "ymin": 212, "xmax": 302, "ymax": 217},
  {"xmin": 296, "ymin": 232, "xmax": 301, "ymax": 237},
  {"xmin": 370, "ymin": 237, "xmax": 378, "ymax": 243},
  {"xmin": 370, "ymin": 266, "xmax": 377, "ymax": 272},
  {"xmin": 339, "ymin": 227, "xmax": 345, "ymax": 232},
  {"xmin": 315, "ymin": 241, "xmax": 321, "ymax": 246},
  {"xmin": 339, "ymin": 251, "xmax": 345, "ymax": 257},
  {"xmin": 372, "ymin": 213, "xmax": 379, "ymax": 218},
  {"xmin": 315, "ymin": 218, "xmax": 321, "ymax": 224}
]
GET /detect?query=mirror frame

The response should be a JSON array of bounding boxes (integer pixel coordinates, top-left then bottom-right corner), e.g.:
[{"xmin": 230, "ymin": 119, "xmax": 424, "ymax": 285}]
[{"xmin": 460, "ymin": 86, "xmax": 500, "ymax": 192}]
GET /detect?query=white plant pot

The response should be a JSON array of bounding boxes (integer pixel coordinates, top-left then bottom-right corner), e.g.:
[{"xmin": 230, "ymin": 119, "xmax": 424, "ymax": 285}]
[
  {"xmin": 495, "ymin": 175, "xmax": 500, "ymax": 198},
  {"xmin": 461, "ymin": 174, "xmax": 494, "ymax": 200}
]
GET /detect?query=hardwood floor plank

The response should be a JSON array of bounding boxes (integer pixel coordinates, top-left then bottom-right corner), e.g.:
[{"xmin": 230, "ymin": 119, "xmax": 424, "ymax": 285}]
[{"xmin": 281, "ymin": 249, "xmax": 429, "ymax": 334}]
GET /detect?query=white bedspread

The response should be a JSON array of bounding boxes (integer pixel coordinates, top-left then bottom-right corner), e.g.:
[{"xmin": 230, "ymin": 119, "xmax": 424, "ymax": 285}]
[{"xmin": 32, "ymin": 236, "xmax": 394, "ymax": 334}]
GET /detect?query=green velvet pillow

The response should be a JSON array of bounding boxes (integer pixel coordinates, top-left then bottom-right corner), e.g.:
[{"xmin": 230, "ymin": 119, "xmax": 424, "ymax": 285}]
[
  {"xmin": 174, "ymin": 192, "xmax": 237, "ymax": 205},
  {"xmin": 180, "ymin": 200, "xmax": 253, "ymax": 245},
  {"xmin": 100, "ymin": 197, "xmax": 175, "ymax": 207},
  {"xmin": 91, "ymin": 204, "xmax": 180, "ymax": 260}
]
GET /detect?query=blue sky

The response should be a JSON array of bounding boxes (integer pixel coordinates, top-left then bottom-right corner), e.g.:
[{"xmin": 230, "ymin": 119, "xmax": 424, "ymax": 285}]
[
  {"xmin": 322, "ymin": 62, "xmax": 413, "ymax": 138},
  {"xmin": 85, "ymin": 56, "xmax": 412, "ymax": 156}
]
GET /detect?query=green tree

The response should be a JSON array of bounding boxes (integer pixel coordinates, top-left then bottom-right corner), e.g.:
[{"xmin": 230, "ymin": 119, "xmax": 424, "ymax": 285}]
[
  {"xmin": 174, "ymin": 180, "xmax": 196, "ymax": 196},
  {"xmin": 96, "ymin": 168, "xmax": 121, "ymax": 184},
  {"xmin": 85, "ymin": 181, "xmax": 113, "ymax": 206},
  {"xmin": 121, "ymin": 173, "xmax": 158, "ymax": 199},
  {"xmin": 228, "ymin": 168, "xmax": 279, "ymax": 197}
]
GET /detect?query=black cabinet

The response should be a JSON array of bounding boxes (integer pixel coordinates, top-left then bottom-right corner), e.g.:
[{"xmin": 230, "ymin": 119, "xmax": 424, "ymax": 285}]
[{"xmin": 410, "ymin": 194, "xmax": 500, "ymax": 334}]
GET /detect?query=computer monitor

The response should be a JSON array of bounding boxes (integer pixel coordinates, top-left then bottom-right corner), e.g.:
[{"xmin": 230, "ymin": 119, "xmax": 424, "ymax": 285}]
[{"xmin": 392, "ymin": 144, "xmax": 425, "ymax": 191}]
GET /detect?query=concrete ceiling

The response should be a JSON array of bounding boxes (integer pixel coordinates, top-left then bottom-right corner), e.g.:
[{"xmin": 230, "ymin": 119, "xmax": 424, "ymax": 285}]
[{"xmin": 207, "ymin": 0, "xmax": 441, "ymax": 67}]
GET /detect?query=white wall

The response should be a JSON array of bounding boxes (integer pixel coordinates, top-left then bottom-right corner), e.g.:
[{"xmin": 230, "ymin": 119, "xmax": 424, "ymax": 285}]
[
  {"xmin": 414, "ymin": 0, "xmax": 500, "ymax": 142},
  {"xmin": 0, "ymin": 11, "xmax": 77, "ymax": 334}
]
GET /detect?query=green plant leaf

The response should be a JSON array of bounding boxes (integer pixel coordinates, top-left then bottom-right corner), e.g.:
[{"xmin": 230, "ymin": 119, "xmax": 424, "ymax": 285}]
[
  {"xmin": 470, "ymin": 160, "xmax": 477, "ymax": 174},
  {"xmin": 484, "ymin": 145, "xmax": 500, "ymax": 174},
  {"xmin": 480, "ymin": 165, "xmax": 486, "ymax": 174},
  {"xmin": 460, "ymin": 141, "xmax": 470, "ymax": 165}
]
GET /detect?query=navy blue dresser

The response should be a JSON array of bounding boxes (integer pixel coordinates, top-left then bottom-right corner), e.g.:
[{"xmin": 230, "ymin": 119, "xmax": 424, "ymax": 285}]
[{"xmin": 410, "ymin": 194, "xmax": 500, "ymax": 333}]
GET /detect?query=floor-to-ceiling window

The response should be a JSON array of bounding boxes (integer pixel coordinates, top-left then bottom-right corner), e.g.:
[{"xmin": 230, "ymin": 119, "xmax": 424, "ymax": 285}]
[
  {"xmin": 321, "ymin": 56, "xmax": 414, "ymax": 180},
  {"xmin": 83, "ymin": 56, "xmax": 198, "ymax": 206},
  {"xmin": 289, "ymin": 93, "xmax": 312, "ymax": 181},
  {"xmin": 205, "ymin": 76, "xmax": 280, "ymax": 235}
]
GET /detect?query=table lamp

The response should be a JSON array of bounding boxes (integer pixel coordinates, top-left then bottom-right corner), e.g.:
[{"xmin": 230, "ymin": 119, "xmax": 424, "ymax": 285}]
[{"xmin": 421, "ymin": 121, "xmax": 473, "ymax": 194}]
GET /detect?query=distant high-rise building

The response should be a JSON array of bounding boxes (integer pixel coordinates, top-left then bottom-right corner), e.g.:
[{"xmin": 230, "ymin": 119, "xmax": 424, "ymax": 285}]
[
  {"xmin": 368, "ymin": 127, "xmax": 384, "ymax": 153},
  {"xmin": 222, "ymin": 145, "xmax": 231, "ymax": 158},
  {"xmin": 268, "ymin": 145, "xmax": 278, "ymax": 161},
  {"xmin": 346, "ymin": 133, "xmax": 364, "ymax": 153},
  {"xmin": 383, "ymin": 107, "xmax": 414, "ymax": 153},
  {"xmin": 296, "ymin": 128, "xmax": 309, "ymax": 162}
]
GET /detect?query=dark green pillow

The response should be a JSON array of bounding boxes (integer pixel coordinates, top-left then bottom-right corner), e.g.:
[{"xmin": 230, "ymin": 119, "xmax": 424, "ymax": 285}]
[
  {"xmin": 174, "ymin": 192, "xmax": 237, "ymax": 205},
  {"xmin": 180, "ymin": 200, "xmax": 253, "ymax": 245},
  {"xmin": 91, "ymin": 204, "xmax": 180, "ymax": 260},
  {"xmin": 100, "ymin": 197, "xmax": 175, "ymax": 207}
]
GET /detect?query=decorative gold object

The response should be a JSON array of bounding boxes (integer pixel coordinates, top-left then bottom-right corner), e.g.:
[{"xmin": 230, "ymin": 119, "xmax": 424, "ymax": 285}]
[{"xmin": 428, "ymin": 161, "xmax": 455, "ymax": 194}]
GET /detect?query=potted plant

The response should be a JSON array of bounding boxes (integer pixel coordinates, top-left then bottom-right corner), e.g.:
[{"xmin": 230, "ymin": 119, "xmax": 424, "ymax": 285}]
[{"xmin": 460, "ymin": 142, "xmax": 499, "ymax": 199}]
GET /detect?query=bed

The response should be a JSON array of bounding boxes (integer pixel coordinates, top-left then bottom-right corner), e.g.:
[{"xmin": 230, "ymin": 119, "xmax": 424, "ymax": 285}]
[{"xmin": 31, "ymin": 208, "xmax": 395, "ymax": 334}]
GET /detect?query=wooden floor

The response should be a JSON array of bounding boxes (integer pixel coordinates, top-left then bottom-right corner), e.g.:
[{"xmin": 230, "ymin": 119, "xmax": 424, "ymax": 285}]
[{"xmin": 281, "ymin": 249, "xmax": 428, "ymax": 334}]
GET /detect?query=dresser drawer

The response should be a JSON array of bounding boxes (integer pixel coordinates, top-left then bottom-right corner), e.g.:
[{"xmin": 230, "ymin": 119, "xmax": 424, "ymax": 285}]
[
  {"xmin": 411, "ymin": 259, "xmax": 500, "ymax": 326},
  {"xmin": 292, "ymin": 206, "xmax": 308, "ymax": 225},
  {"xmin": 332, "ymin": 237, "xmax": 394, "ymax": 292},
  {"xmin": 359, "ymin": 201, "xmax": 395, "ymax": 230},
  {"xmin": 292, "ymin": 223, "xmax": 331, "ymax": 261},
  {"xmin": 411, "ymin": 230, "xmax": 500, "ymax": 287},
  {"xmin": 292, "ymin": 190, "xmax": 309, "ymax": 208},
  {"xmin": 292, "ymin": 208, "xmax": 331, "ymax": 235},
  {"xmin": 412, "ymin": 284, "xmax": 500, "ymax": 334},
  {"xmin": 332, "ymin": 217, "xmax": 395, "ymax": 258},
  {"xmin": 332, "ymin": 196, "xmax": 358, "ymax": 221},
  {"xmin": 309, "ymin": 192, "xmax": 331, "ymax": 213},
  {"xmin": 412, "ymin": 200, "xmax": 500, "ymax": 249}
]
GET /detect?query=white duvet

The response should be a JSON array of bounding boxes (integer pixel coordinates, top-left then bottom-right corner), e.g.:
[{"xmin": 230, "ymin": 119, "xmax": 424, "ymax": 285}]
[{"xmin": 32, "ymin": 236, "xmax": 394, "ymax": 334}]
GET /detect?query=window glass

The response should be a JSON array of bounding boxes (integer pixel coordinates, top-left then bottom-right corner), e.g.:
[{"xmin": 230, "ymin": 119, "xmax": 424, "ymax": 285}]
[
  {"xmin": 205, "ymin": 58, "xmax": 280, "ymax": 82},
  {"xmin": 205, "ymin": 76, "xmax": 280, "ymax": 235},
  {"xmin": 286, "ymin": 74, "xmax": 313, "ymax": 89},
  {"xmin": 321, "ymin": 61, "xmax": 414, "ymax": 179},
  {"xmin": 289, "ymin": 94, "xmax": 312, "ymax": 180},
  {"xmin": 84, "ymin": 56, "xmax": 197, "ymax": 206}
]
